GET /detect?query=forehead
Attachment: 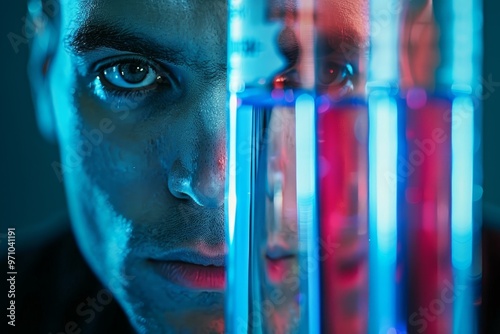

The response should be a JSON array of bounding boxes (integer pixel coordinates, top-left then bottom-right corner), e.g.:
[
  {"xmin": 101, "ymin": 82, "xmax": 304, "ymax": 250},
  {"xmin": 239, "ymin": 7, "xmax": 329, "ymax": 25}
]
[
  {"xmin": 64, "ymin": 0, "xmax": 226, "ymax": 23},
  {"xmin": 61, "ymin": 0, "xmax": 227, "ymax": 57},
  {"xmin": 317, "ymin": 0, "xmax": 369, "ymax": 41}
]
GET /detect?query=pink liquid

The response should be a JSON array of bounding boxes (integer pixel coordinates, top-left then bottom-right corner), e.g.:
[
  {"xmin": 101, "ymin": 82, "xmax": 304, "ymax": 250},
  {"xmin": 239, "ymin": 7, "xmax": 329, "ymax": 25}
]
[
  {"xmin": 405, "ymin": 96, "xmax": 454, "ymax": 334},
  {"xmin": 318, "ymin": 100, "xmax": 369, "ymax": 334}
]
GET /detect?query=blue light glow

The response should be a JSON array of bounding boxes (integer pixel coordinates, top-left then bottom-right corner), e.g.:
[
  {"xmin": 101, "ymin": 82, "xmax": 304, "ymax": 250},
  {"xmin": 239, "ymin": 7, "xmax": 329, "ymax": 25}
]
[
  {"xmin": 451, "ymin": 96, "xmax": 474, "ymax": 270},
  {"xmin": 368, "ymin": 0, "xmax": 400, "ymax": 83},
  {"xmin": 227, "ymin": 93, "xmax": 238, "ymax": 244},
  {"xmin": 225, "ymin": 95, "xmax": 252, "ymax": 333},
  {"xmin": 451, "ymin": 96, "xmax": 475, "ymax": 334},
  {"xmin": 368, "ymin": 92, "xmax": 399, "ymax": 333},
  {"xmin": 447, "ymin": 0, "xmax": 481, "ymax": 331},
  {"xmin": 367, "ymin": 0, "xmax": 401, "ymax": 330},
  {"xmin": 295, "ymin": 93, "xmax": 320, "ymax": 334},
  {"xmin": 451, "ymin": 0, "xmax": 479, "ymax": 85}
]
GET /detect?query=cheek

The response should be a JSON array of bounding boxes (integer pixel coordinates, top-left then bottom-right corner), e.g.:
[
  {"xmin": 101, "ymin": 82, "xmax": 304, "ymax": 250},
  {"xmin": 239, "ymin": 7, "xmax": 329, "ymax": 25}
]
[
  {"xmin": 68, "ymin": 114, "xmax": 169, "ymax": 225},
  {"xmin": 67, "ymin": 174, "xmax": 136, "ymax": 304}
]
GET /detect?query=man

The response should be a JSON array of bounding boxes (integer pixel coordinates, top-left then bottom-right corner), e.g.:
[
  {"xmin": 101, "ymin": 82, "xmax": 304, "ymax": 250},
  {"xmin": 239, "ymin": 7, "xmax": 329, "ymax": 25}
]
[{"xmin": 13, "ymin": 0, "xmax": 498, "ymax": 333}]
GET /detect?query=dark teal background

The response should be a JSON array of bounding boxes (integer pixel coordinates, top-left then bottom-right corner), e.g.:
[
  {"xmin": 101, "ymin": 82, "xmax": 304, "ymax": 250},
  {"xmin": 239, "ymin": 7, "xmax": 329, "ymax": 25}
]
[{"xmin": 1, "ymin": 1, "xmax": 498, "ymax": 229}]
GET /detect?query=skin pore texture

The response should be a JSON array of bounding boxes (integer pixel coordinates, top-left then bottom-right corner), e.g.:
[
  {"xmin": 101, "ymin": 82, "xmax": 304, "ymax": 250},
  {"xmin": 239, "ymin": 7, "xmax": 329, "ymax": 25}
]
[{"xmin": 34, "ymin": 0, "xmax": 367, "ymax": 332}]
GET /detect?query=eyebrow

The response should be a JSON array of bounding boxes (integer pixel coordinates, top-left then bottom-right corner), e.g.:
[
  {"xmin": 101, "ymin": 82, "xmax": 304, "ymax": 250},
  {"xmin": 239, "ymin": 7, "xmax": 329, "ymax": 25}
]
[{"xmin": 66, "ymin": 22, "xmax": 226, "ymax": 77}]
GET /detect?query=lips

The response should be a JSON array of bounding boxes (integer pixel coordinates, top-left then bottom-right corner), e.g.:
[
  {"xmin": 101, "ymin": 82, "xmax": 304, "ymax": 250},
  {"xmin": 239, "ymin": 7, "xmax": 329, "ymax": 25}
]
[
  {"xmin": 151, "ymin": 260, "xmax": 226, "ymax": 290},
  {"xmin": 149, "ymin": 248, "xmax": 226, "ymax": 291},
  {"xmin": 266, "ymin": 256, "xmax": 297, "ymax": 283},
  {"xmin": 265, "ymin": 245, "xmax": 298, "ymax": 283}
]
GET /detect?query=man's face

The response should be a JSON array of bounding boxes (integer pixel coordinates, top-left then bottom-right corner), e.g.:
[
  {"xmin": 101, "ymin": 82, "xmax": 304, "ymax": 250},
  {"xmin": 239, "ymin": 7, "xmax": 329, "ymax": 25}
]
[
  {"xmin": 51, "ymin": 0, "xmax": 226, "ymax": 332},
  {"xmin": 45, "ymin": 0, "xmax": 367, "ymax": 332}
]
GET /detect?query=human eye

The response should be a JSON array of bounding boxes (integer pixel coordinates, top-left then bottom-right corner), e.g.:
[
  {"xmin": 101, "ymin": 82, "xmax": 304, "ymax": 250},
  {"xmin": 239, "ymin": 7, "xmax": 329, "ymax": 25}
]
[
  {"xmin": 317, "ymin": 60, "xmax": 355, "ymax": 97},
  {"xmin": 92, "ymin": 55, "xmax": 179, "ymax": 100},
  {"xmin": 271, "ymin": 61, "xmax": 356, "ymax": 97}
]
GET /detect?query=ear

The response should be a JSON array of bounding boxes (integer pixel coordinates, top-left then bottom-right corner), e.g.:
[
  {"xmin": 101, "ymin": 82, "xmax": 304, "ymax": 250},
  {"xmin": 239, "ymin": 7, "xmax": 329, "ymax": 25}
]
[{"xmin": 27, "ymin": 2, "xmax": 59, "ymax": 143}]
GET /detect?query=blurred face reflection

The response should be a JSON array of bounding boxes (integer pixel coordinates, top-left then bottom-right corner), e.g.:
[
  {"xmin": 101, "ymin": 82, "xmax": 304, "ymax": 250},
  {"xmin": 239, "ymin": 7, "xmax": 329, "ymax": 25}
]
[
  {"xmin": 261, "ymin": 1, "xmax": 368, "ymax": 333},
  {"xmin": 45, "ymin": 0, "xmax": 367, "ymax": 332}
]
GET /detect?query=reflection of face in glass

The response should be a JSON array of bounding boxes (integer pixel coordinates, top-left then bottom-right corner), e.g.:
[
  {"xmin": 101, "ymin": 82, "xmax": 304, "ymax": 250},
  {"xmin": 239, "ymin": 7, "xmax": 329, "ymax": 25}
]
[
  {"xmin": 254, "ymin": 1, "xmax": 369, "ymax": 333},
  {"xmin": 30, "ymin": 0, "xmax": 368, "ymax": 332}
]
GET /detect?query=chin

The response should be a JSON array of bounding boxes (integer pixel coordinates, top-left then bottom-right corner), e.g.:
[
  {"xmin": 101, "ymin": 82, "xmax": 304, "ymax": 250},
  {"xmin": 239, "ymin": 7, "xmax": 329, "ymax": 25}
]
[
  {"xmin": 124, "ymin": 295, "xmax": 225, "ymax": 334},
  {"xmin": 112, "ymin": 258, "xmax": 225, "ymax": 334}
]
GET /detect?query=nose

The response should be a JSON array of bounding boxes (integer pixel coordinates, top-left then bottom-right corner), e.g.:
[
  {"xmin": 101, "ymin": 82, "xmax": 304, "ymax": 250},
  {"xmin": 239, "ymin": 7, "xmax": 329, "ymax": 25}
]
[
  {"xmin": 168, "ymin": 145, "xmax": 225, "ymax": 208},
  {"xmin": 166, "ymin": 81, "xmax": 226, "ymax": 209}
]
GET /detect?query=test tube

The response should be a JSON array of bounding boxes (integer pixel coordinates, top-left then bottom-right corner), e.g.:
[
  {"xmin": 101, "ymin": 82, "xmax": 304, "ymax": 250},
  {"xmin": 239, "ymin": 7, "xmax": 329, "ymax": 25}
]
[
  {"xmin": 401, "ymin": 0, "xmax": 482, "ymax": 333},
  {"xmin": 367, "ymin": 0, "xmax": 483, "ymax": 333},
  {"xmin": 226, "ymin": 1, "xmax": 318, "ymax": 333},
  {"xmin": 317, "ymin": 3, "xmax": 370, "ymax": 334}
]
